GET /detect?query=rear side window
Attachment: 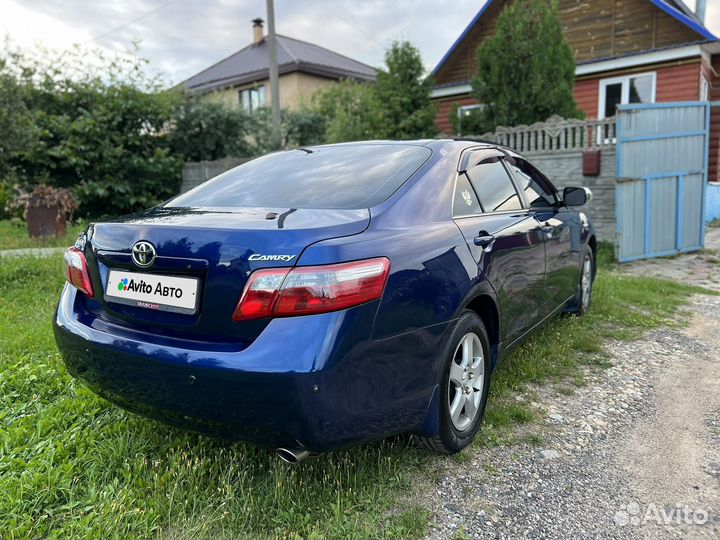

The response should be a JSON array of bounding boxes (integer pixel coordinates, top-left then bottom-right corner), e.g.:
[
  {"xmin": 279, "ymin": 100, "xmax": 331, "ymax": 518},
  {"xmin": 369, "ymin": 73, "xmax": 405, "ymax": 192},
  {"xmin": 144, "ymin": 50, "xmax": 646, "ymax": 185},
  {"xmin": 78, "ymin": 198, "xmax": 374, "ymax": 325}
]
[
  {"xmin": 453, "ymin": 174, "xmax": 482, "ymax": 217},
  {"xmin": 167, "ymin": 145, "xmax": 432, "ymax": 210},
  {"xmin": 466, "ymin": 159, "xmax": 522, "ymax": 213},
  {"xmin": 506, "ymin": 157, "xmax": 558, "ymax": 208}
]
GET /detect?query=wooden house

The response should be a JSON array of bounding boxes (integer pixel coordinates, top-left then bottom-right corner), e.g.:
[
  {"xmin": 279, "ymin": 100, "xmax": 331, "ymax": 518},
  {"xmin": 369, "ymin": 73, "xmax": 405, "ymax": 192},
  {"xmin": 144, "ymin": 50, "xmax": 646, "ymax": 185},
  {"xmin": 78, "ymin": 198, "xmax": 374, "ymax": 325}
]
[{"xmin": 430, "ymin": 0, "xmax": 720, "ymax": 180}]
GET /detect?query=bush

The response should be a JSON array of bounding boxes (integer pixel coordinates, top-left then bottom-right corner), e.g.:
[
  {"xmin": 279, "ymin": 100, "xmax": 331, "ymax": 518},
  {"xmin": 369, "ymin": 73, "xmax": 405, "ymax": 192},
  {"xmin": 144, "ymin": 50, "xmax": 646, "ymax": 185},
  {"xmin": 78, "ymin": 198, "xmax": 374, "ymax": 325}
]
[
  {"xmin": 283, "ymin": 107, "xmax": 327, "ymax": 148},
  {"xmin": 313, "ymin": 80, "xmax": 383, "ymax": 143},
  {"xmin": 2, "ymin": 44, "xmax": 182, "ymax": 219},
  {"xmin": 251, "ymin": 106, "xmax": 328, "ymax": 153},
  {"xmin": 168, "ymin": 99, "xmax": 255, "ymax": 161}
]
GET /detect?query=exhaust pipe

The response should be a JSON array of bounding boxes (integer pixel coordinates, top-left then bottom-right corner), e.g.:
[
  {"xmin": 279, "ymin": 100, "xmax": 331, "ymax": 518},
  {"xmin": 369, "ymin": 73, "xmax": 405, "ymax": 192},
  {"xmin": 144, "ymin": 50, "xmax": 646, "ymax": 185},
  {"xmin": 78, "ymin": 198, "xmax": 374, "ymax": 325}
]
[{"xmin": 276, "ymin": 447, "xmax": 311, "ymax": 464}]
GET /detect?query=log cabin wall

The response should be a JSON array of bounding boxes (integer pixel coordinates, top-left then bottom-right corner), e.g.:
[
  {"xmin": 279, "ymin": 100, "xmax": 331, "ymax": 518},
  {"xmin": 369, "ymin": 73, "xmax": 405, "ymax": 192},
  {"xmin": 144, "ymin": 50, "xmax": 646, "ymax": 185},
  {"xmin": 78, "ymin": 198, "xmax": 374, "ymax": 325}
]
[
  {"xmin": 434, "ymin": 0, "xmax": 706, "ymax": 87},
  {"xmin": 434, "ymin": 96, "xmax": 480, "ymax": 135},
  {"xmin": 710, "ymin": 55, "xmax": 720, "ymax": 183}
]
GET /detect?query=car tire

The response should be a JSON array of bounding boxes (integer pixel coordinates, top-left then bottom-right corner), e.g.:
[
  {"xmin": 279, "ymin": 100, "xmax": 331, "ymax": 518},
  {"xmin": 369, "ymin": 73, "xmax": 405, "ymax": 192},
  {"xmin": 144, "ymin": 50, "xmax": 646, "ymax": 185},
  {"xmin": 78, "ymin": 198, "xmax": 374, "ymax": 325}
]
[
  {"xmin": 416, "ymin": 311, "xmax": 491, "ymax": 454},
  {"xmin": 567, "ymin": 248, "xmax": 595, "ymax": 315}
]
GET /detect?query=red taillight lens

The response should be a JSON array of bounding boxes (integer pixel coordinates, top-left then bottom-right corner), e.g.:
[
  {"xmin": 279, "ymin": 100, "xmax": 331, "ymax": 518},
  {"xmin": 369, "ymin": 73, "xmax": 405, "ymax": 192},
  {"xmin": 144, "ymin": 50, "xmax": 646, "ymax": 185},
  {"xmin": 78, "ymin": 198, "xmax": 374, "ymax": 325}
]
[
  {"xmin": 233, "ymin": 258, "xmax": 390, "ymax": 321},
  {"xmin": 232, "ymin": 267, "xmax": 290, "ymax": 321},
  {"xmin": 63, "ymin": 247, "xmax": 94, "ymax": 298}
]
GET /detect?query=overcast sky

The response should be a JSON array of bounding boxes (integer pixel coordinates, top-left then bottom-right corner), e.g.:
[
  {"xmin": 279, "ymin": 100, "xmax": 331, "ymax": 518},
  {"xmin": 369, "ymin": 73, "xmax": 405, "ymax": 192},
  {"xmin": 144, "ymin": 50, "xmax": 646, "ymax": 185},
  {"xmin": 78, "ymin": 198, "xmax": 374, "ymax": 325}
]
[{"xmin": 1, "ymin": 0, "xmax": 719, "ymax": 85}]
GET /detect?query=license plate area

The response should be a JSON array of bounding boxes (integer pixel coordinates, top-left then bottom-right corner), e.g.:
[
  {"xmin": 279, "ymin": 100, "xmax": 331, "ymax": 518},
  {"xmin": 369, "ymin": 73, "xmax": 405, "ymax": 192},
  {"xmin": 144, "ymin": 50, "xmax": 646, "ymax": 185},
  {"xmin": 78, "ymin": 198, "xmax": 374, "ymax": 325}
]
[{"xmin": 105, "ymin": 270, "xmax": 200, "ymax": 315}]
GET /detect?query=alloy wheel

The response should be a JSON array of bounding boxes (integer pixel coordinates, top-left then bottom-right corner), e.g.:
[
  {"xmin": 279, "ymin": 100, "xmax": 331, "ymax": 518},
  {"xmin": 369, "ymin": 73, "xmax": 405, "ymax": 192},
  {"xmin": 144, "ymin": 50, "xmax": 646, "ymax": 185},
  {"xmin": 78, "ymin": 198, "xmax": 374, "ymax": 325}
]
[
  {"xmin": 581, "ymin": 254, "xmax": 592, "ymax": 311},
  {"xmin": 447, "ymin": 332, "xmax": 485, "ymax": 431}
]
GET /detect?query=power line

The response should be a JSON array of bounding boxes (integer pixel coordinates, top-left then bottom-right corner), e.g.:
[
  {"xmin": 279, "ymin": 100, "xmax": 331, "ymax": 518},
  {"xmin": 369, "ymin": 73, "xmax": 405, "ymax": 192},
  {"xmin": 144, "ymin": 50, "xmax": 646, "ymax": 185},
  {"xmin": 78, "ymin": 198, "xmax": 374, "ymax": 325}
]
[
  {"xmin": 80, "ymin": 0, "xmax": 181, "ymax": 45},
  {"xmin": 306, "ymin": 0, "xmax": 385, "ymax": 48}
]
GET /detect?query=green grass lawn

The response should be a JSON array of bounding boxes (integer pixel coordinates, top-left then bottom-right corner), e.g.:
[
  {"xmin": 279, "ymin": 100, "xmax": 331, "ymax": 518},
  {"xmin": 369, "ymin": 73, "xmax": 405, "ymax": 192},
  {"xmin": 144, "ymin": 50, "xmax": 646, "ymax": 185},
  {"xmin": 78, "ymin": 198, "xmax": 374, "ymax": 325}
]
[
  {"xmin": 0, "ymin": 220, "xmax": 86, "ymax": 251},
  {"xmin": 0, "ymin": 253, "xmax": 711, "ymax": 539}
]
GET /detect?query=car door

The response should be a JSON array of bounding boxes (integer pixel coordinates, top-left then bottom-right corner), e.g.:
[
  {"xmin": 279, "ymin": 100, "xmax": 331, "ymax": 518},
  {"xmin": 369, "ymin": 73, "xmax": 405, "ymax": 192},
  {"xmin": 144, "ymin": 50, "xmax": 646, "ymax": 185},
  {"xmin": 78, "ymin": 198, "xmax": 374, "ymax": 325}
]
[
  {"xmin": 452, "ymin": 150, "xmax": 547, "ymax": 344},
  {"xmin": 505, "ymin": 155, "xmax": 581, "ymax": 318}
]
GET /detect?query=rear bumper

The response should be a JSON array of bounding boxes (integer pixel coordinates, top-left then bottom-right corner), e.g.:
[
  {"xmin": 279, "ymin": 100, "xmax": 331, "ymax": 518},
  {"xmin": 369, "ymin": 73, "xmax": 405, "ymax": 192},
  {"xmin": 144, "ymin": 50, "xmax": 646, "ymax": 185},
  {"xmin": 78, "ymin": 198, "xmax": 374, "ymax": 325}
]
[{"xmin": 54, "ymin": 285, "xmax": 450, "ymax": 452}]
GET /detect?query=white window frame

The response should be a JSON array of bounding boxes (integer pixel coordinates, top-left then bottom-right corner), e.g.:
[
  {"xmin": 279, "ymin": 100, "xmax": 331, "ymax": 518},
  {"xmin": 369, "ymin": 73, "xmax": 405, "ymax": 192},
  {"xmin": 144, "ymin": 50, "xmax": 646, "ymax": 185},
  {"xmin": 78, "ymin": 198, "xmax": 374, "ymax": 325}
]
[
  {"xmin": 597, "ymin": 71, "xmax": 657, "ymax": 119},
  {"xmin": 700, "ymin": 74, "xmax": 709, "ymax": 101},
  {"xmin": 456, "ymin": 104, "xmax": 483, "ymax": 118}
]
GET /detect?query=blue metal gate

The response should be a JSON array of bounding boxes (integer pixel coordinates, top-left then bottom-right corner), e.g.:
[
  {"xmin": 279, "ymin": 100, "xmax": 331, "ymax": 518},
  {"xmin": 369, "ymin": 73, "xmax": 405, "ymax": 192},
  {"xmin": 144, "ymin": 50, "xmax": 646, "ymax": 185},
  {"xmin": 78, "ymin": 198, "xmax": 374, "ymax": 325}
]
[{"xmin": 615, "ymin": 102, "xmax": 710, "ymax": 262}]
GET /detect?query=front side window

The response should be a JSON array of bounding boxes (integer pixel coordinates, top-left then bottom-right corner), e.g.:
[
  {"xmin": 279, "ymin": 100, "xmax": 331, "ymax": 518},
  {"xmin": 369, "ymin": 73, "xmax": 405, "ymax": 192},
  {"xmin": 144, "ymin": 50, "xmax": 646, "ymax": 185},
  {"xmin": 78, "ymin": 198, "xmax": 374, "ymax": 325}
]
[
  {"xmin": 240, "ymin": 86, "xmax": 265, "ymax": 113},
  {"xmin": 167, "ymin": 144, "xmax": 432, "ymax": 210},
  {"xmin": 505, "ymin": 157, "xmax": 557, "ymax": 208},
  {"xmin": 466, "ymin": 159, "xmax": 522, "ymax": 213},
  {"xmin": 599, "ymin": 72, "xmax": 655, "ymax": 118}
]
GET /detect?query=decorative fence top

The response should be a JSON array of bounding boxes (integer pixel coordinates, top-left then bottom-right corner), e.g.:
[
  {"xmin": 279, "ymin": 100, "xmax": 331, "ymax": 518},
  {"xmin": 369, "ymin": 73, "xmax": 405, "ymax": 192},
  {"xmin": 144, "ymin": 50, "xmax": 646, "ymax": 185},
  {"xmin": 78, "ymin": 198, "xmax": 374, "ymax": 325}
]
[{"xmin": 476, "ymin": 115, "xmax": 617, "ymax": 155}]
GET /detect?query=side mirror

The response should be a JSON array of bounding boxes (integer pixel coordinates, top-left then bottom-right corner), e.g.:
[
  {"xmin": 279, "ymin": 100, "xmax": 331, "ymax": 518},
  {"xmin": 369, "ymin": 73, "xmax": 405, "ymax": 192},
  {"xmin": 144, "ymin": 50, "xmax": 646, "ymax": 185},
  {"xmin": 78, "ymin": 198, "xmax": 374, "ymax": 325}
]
[{"xmin": 563, "ymin": 186, "xmax": 592, "ymax": 207}]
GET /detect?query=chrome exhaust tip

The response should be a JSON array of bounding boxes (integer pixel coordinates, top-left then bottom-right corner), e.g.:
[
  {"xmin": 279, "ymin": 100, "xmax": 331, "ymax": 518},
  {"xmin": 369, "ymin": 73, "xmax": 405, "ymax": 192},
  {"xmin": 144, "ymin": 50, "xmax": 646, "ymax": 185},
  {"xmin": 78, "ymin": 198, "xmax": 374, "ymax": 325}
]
[{"xmin": 276, "ymin": 447, "xmax": 311, "ymax": 464}]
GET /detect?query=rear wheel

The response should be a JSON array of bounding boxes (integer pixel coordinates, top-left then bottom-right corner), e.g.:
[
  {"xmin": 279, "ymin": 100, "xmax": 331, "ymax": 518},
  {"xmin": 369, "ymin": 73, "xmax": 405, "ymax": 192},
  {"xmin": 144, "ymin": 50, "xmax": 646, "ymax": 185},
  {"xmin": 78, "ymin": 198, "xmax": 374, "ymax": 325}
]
[{"xmin": 416, "ymin": 311, "xmax": 491, "ymax": 454}]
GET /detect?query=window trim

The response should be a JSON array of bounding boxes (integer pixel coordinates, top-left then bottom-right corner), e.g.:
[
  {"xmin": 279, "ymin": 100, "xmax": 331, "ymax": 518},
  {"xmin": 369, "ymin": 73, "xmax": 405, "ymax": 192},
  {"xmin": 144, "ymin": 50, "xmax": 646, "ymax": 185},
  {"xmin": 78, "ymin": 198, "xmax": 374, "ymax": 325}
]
[
  {"xmin": 597, "ymin": 71, "xmax": 656, "ymax": 119},
  {"xmin": 700, "ymin": 73, "xmax": 709, "ymax": 101}
]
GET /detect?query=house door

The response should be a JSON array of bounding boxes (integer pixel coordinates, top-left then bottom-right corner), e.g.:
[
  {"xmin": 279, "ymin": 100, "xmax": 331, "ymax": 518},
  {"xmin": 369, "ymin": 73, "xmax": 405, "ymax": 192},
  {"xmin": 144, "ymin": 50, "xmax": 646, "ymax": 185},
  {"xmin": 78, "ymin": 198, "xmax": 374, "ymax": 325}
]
[{"xmin": 615, "ymin": 102, "xmax": 711, "ymax": 262}]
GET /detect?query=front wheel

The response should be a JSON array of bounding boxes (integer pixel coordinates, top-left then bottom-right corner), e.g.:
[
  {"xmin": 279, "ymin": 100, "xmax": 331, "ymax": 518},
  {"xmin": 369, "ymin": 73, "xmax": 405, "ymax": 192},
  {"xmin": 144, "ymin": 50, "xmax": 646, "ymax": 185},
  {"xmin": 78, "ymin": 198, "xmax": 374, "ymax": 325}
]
[
  {"xmin": 567, "ymin": 249, "xmax": 594, "ymax": 315},
  {"xmin": 416, "ymin": 311, "xmax": 491, "ymax": 454}
]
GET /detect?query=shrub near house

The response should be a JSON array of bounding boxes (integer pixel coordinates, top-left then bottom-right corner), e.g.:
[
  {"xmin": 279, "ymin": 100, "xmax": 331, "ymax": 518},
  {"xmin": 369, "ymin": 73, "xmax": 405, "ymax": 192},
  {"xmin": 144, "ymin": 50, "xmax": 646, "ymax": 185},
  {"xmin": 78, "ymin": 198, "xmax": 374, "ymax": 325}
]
[{"xmin": 0, "ymin": 46, "xmax": 182, "ymax": 219}]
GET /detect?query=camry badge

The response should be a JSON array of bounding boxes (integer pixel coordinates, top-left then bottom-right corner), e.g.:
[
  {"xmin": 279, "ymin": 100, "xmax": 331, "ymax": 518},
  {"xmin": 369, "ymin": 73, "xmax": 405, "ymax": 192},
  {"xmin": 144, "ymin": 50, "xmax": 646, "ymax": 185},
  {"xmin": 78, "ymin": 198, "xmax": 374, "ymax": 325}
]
[
  {"xmin": 131, "ymin": 241, "xmax": 156, "ymax": 268},
  {"xmin": 248, "ymin": 254, "xmax": 296, "ymax": 262}
]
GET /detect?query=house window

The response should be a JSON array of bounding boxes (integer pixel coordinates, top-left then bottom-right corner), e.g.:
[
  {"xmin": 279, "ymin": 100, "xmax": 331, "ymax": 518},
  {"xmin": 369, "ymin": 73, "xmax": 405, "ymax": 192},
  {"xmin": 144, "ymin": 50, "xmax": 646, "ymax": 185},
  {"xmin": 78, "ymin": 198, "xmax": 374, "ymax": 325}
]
[
  {"xmin": 457, "ymin": 104, "xmax": 483, "ymax": 117},
  {"xmin": 598, "ymin": 72, "xmax": 656, "ymax": 118},
  {"xmin": 239, "ymin": 86, "xmax": 265, "ymax": 113},
  {"xmin": 456, "ymin": 104, "xmax": 484, "ymax": 135}
]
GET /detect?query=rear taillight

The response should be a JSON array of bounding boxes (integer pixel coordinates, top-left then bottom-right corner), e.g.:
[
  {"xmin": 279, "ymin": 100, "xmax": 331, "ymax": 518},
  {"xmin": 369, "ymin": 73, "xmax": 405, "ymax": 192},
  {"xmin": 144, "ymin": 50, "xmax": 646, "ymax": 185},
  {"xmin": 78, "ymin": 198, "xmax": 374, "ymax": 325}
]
[
  {"xmin": 63, "ymin": 247, "xmax": 94, "ymax": 298},
  {"xmin": 233, "ymin": 257, "xmax": 390, "ymax": 321}
]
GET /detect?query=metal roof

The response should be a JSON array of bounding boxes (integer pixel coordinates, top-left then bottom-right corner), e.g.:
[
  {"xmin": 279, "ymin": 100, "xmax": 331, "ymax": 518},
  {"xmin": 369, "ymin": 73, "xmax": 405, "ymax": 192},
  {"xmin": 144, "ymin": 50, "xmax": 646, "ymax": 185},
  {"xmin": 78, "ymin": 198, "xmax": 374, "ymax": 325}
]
[
  {"xmin": 431, "ymin": 0, "xmax": 717, "ymax": 77},
  {"xmin": 183, "ymin": 35, "xmax": 377, "ymax": 94}
]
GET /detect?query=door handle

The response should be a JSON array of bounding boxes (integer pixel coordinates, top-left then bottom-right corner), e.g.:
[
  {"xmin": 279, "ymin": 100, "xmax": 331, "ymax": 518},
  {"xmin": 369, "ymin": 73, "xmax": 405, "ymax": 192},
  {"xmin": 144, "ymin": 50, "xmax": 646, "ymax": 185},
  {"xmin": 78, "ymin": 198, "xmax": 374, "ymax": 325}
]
[{"xmin": 474, "ymin": 233, "xmax": 495, "ymax": 249}]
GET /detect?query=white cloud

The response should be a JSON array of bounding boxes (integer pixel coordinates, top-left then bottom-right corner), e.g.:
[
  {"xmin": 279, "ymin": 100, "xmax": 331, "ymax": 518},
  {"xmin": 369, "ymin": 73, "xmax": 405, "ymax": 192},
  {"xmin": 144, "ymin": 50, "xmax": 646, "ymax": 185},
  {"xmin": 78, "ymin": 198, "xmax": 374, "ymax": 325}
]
[{"xmin": 0, "ymin": 0, "xmax": 94, "ymax": 48}]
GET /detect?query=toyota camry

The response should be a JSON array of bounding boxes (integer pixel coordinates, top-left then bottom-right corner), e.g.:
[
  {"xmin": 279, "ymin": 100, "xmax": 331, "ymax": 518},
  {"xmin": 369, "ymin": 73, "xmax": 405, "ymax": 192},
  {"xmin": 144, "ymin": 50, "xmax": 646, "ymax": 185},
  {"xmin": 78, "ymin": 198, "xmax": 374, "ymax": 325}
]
[{"xmin": 54, "ymin": 140, "xmax": 596, "ymax": 463}]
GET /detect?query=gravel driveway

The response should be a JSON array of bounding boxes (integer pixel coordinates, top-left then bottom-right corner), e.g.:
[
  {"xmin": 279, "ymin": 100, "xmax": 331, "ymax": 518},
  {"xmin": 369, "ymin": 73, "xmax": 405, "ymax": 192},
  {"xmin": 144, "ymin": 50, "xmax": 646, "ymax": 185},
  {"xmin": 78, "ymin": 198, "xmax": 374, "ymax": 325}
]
[{"xmin": 422, "ymin": 228, "xmax": 720, "ymax": 540}]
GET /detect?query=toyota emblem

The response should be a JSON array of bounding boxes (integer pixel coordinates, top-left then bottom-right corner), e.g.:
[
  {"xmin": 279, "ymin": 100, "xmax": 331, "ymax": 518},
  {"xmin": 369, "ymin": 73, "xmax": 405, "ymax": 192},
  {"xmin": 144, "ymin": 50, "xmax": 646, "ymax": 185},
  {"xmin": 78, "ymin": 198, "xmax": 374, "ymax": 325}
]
[{"xmin": 131, "ymin": 241, "xmax": 156, "ymax": 268}]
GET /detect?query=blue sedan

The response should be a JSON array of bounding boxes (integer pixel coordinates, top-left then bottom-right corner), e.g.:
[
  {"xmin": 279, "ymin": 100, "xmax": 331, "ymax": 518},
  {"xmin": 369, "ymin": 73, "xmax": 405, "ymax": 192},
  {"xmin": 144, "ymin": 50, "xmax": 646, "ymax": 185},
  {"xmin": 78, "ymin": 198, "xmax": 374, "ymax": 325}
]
[{"xmin": 54, "ymin": 140, "xmax": 596, "ymax": 463}]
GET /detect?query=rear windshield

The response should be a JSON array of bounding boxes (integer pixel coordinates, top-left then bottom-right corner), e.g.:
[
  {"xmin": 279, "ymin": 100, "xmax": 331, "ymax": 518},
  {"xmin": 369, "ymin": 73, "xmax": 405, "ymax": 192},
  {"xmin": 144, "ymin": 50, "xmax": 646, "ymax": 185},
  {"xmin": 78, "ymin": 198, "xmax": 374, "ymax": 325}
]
[{"xmin": 167, "ymin": 144, "xmax": 432, "ymax": 210}]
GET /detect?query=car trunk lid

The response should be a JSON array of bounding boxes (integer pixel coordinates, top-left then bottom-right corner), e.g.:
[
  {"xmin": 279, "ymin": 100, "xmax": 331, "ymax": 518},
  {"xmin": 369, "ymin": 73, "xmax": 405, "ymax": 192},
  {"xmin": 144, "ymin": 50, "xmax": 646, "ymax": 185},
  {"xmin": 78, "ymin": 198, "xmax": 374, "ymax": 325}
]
[{"xmin": 80, "ymin": 207, "xmax": 370, "ymax": 344}]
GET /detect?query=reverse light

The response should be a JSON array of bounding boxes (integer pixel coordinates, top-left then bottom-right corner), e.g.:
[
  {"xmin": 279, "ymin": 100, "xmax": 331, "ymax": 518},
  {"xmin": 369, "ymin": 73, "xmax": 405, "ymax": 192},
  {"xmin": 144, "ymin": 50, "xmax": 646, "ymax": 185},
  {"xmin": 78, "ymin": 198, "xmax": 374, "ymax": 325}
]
[
  {"xmin": 233, "ymin": 258, "xmax": 390, "ymax": 321},
  {"xmin": 63, "ymin": 247, "xmax": 94, "ymax": 298}
]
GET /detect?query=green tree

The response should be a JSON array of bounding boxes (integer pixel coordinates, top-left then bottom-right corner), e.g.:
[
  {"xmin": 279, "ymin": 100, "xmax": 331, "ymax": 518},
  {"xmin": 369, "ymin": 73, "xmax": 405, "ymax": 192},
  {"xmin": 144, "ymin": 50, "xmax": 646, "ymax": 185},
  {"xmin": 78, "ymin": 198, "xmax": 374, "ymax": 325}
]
[
  {"xmin": 375, "ymin": 41, "xmax": 436, "ymax": 139},
  {"xmin": 469, "ymin": 0, "xmax": 581, "ymax": 134}
]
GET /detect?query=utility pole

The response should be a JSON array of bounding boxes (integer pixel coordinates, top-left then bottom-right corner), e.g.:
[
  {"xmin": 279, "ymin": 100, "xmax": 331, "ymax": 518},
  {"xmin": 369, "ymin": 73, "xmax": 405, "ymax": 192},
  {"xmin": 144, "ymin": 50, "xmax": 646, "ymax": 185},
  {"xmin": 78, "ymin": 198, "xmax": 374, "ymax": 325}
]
[{"xmin": 266, "ymin": 0, "xmax": 281, "ymax": 148}]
